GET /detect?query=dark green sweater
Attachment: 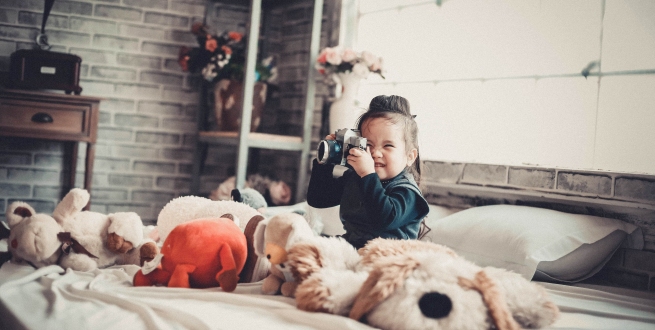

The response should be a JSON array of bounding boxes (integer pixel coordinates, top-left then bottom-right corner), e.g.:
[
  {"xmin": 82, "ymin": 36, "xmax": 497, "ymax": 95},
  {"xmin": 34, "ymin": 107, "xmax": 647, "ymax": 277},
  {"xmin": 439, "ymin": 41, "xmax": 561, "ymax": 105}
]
[{"xmin": 307, "ymin": 159, "xmax": 429, "ymax": 249}]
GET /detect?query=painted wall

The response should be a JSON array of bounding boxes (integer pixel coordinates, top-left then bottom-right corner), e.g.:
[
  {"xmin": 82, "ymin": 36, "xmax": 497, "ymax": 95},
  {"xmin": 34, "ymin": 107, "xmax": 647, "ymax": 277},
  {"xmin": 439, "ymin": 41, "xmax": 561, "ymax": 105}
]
[{"xmin": 355, "ymin": 0, "xmax": 655, "ymax": 175}]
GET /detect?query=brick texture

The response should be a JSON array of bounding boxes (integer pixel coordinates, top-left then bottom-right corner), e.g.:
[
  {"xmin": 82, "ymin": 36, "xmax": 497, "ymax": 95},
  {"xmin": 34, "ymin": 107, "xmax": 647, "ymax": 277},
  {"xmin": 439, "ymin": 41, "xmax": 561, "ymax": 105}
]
[
  {"xmin": 0, "ymin": 0, "xmax": 337, "ymax": 225},
  {"xmin": 557, "ymin": 172, "xmax": 612, "ymax": 196},
  {"xmin": 461, "ymin": 163, "xmax": 507, "ymax": 185}
]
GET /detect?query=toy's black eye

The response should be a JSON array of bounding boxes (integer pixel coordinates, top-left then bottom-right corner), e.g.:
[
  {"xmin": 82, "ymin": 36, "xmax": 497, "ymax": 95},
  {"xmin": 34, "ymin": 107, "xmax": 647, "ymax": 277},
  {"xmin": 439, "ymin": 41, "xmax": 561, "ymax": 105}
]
[{"xmin": 419, "ymin": 292, "xmax": 452, "ymax": 319}]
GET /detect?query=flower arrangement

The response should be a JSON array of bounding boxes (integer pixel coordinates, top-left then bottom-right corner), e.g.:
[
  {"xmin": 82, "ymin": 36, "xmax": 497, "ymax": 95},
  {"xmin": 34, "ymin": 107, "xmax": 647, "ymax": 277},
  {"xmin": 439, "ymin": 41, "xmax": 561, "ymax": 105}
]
[
  {"xmin": 315, "ymin": 47, "xmax": 385, "ymax": 80},
  {"xmin": 178, "ymin": 22, "xmax": 277, "ymax": 84}
]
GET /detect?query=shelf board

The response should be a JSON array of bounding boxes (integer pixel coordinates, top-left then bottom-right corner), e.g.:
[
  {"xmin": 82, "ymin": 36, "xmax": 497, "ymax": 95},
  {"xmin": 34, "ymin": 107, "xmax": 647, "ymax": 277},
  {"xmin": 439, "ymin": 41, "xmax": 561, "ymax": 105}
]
[{"xmin": 198, "ymin": 131, "xmax": 305, "ymax": 151}]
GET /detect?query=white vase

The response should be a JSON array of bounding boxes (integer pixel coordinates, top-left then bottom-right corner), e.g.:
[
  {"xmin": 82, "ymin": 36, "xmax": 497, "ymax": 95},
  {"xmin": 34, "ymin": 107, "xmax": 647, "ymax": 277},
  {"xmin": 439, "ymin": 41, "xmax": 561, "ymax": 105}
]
[{"xmin": 329, "ymin": 72, "xmax": 364, "ymax": 132}]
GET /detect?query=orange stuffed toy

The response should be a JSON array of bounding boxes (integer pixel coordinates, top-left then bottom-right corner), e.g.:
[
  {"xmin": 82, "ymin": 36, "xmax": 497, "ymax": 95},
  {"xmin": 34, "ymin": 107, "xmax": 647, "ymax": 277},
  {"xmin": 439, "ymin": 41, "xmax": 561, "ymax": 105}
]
[{"xmin": 133, "ymin": 216, "xmax": 249, "ymax": 292}]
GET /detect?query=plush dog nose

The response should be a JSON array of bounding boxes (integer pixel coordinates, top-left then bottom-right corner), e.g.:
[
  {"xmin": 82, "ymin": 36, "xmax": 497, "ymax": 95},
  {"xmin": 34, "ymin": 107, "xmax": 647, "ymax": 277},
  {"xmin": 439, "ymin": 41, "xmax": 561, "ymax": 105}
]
[{"xmin": 419, "ymin": 292, "xmax": 452, "ymax": 319}]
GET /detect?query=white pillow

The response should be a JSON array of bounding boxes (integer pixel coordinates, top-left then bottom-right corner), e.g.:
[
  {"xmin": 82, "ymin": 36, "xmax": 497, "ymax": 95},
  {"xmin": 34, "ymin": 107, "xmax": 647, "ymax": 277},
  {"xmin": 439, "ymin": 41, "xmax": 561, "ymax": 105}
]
[{"xmin": 421, "ymin": 204, "xmax": 644, "ymax": 281}]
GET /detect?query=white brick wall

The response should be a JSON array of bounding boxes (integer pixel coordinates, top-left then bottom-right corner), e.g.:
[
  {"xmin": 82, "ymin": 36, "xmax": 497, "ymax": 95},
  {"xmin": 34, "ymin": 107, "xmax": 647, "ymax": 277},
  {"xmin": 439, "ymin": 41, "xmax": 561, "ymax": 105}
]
[{"xmin": 0, "ymin": 0, "xmax": 339, "ymax": 223}]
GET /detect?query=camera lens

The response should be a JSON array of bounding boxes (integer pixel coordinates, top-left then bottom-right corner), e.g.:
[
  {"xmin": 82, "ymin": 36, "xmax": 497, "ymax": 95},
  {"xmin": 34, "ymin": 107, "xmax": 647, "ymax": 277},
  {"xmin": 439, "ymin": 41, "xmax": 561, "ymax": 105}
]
[{"xmin": 317, "ymin": 139, "xmax": 341, "ymax": 164}]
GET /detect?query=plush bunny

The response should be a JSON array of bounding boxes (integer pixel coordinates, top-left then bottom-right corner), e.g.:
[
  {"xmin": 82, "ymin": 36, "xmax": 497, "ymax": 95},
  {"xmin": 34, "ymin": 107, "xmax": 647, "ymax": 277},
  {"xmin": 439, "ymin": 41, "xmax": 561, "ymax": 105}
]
[
  {"xmin": 6, "ymin": 188, "xmax": 157, "ymax": 271},
  {"xmin": 290, "ymin": 238, "xmax": 559, "ymax": 330},
  {"xmin": 253, "ymin": 212, "xmax": 359, "ymax": 297}
]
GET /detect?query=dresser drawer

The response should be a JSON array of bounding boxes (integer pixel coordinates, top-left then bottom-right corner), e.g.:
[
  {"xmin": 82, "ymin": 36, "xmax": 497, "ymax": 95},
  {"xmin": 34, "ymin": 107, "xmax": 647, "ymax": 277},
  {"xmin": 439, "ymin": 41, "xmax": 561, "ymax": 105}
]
[{"xmin": 0, "ymin": 92, "xmax": 98, "ymax": 142}]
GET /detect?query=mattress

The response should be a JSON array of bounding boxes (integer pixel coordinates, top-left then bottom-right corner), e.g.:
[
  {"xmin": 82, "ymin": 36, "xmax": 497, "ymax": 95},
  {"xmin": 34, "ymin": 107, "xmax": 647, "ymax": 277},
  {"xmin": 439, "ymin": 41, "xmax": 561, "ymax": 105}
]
[{"xmin": 1, "ymin": 261, "xmax": 653, "ymax": 330}]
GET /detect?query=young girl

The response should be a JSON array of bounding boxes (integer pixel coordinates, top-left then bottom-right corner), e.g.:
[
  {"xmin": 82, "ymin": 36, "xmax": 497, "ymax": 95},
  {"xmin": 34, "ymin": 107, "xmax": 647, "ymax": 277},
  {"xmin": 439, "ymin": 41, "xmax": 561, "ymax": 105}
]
[{"xmin": 306, "ymin": 95, "xmax": 430, "ymax": 249}]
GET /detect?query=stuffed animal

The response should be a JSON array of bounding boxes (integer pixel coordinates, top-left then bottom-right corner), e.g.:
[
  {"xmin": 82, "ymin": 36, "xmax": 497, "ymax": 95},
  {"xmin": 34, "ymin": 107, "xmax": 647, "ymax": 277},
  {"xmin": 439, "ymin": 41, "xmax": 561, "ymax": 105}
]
[
  {"xmin": 6, "ymin": 188, "xmax": 158, "ymax": 271},
  {"xmin": 210, "ymin": 174, "xmax": 292, "ymax": 206},
  {"xmin": 155, "ymin": 195, "xmax": 268, "ymax": 283},
  {"xmin": 133, "ymin": 215, "xmax": 259, "ymax": 292},
  {"xmin": 290, "ymin": 238, "xmax": 559, "ymax": 330},
  {"xmin": 0, "ymin": 222, "xmax": 11, "ymax": 266},
  {"xmin": 231, "ymin": 188, "xmax": 268, "ymax": 213},
  {"xmin": 156, "ymin": 195, "xmax": 262, "ymax": 241},
  {"xmin": 252, "ymin": 212, "xmax": 314, "ymax": 297},
  {"xmin": 254, "ymin": 212, "xmax": 360, "ymax": 297}
]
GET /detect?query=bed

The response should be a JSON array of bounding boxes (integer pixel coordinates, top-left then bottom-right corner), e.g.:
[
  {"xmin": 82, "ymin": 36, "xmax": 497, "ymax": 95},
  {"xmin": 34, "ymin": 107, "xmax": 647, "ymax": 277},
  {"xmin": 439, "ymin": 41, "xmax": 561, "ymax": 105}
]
[{"xmin": 1, "ymin": 203, "xmax": 654, "ymax": 330}]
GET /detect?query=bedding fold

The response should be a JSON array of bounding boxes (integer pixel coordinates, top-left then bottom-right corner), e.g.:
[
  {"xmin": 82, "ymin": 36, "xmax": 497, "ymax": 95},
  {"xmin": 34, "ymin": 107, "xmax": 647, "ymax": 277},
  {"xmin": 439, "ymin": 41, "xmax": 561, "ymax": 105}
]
[{"xmin": 1, "ymin": 262, "xmax": 654, "ymax": 330}]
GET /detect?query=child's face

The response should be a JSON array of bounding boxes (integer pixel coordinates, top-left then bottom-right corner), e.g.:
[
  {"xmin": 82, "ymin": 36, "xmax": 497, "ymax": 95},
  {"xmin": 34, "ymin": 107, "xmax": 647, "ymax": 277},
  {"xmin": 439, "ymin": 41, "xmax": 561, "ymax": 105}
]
[{"xmin": 361, "ymin": 117, "xmax": 417, "ymax": 181}]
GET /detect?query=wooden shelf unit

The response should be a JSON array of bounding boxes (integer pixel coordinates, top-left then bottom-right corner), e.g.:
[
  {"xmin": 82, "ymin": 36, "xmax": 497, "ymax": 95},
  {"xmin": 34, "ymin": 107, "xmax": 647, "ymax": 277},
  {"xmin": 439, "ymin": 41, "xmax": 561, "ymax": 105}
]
[{"xmin": 190, "ymin": 0, "xmax": 324, "ymax": 203}]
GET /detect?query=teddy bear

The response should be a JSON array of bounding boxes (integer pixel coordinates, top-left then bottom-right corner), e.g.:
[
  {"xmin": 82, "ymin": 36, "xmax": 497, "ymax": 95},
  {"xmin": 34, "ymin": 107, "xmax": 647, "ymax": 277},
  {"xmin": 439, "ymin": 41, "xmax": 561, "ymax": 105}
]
[
  {"xmin": 6, "ymin": 188, "xmax": 158, "ymax": 271},
  {"xmin": 210, "ymin": 174, "xmax": 292, "ymax": 207},
  {"xmin": 290, "ymin": 238, "xmax": 559, "ymax": 330},
  {"xmin": 253, "ymin": 212, "xmax": 360, "ymax": 297},
  {"xmin": 252, "ymin": 212, "xmax": 315, "ymax": 297},
  {"xmin": 133, "ymin": 214, "xmax": 261, "ymax": 292},
  {"xmin": 231, "ymin": 187, "xmax": 268, "ymax": 213}
]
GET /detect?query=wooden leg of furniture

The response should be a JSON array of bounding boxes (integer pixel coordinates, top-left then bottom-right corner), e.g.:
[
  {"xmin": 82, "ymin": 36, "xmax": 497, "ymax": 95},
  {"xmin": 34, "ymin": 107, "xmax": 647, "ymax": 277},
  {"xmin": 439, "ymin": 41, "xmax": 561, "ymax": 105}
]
[
  {"xmin": 83, "ymin": 142, "xmax": 95, "ymax": 211},
  {"xmin": 63, "ymin": 141, "xmax": 79, "ymax": 201},
  {"xmin": 190, "ymin": 142, "xmax": 208, "ymax": 196}
]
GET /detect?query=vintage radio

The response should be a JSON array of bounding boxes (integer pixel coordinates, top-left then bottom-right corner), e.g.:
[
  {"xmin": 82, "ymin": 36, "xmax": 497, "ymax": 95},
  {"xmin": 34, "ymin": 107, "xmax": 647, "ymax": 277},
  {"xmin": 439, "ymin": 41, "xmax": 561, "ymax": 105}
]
[
  {"xmin": 8, "ymin": 0, "xmax": 83, "ymax": 95},
  {"xmin": 9, "ymin": 49, "xmax": 83, "ymax": 95}
]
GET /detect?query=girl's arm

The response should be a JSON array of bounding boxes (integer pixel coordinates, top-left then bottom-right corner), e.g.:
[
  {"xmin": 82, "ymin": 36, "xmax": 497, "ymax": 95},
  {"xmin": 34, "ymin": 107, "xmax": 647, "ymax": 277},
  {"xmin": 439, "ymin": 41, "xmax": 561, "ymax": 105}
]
[
  {"xmin": 306, "ymin": 159, "xmax": 345, "ymax": 208},
  {"xmin": 357, "ymin": 173, "xmax": 429, "ymax": 231}
]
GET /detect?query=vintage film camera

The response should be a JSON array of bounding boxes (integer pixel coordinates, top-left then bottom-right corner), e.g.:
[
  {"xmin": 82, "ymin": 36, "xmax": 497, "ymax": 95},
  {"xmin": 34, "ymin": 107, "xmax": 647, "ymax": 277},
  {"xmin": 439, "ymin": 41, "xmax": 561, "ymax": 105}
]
[{"xmin": 316, "ymin": 128, "xmax": 367, "ymax": 177}]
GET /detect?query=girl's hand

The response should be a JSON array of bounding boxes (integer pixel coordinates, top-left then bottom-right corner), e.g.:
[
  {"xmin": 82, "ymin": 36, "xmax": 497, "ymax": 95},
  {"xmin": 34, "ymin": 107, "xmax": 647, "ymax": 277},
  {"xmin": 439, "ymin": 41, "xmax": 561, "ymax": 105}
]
[
  {"xmin": 347, "ymin": 146, "xmax": 375, "ymax": 178},
  {"xmin": 324, "ymin": 134, "xmax": 336, "ymax": 140}
]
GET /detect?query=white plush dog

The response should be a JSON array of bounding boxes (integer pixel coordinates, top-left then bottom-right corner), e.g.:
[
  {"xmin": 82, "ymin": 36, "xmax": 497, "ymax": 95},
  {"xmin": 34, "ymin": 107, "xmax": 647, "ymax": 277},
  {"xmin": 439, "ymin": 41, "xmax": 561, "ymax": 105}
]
[{"xmin": 290, "ymin": 238, "xmax": 559, "ymax": 330}]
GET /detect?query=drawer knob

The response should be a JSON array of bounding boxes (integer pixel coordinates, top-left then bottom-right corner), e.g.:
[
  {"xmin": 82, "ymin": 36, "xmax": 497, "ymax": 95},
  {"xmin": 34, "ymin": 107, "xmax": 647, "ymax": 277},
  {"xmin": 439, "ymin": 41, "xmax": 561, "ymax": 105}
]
[{"xmin": 31, "ymin": 112, "xmax": 54, "ymax": 123}]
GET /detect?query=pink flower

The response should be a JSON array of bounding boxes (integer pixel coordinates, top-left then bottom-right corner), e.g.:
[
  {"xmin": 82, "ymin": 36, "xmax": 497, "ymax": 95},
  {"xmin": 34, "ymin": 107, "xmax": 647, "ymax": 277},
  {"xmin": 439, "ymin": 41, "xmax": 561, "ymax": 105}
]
[
  {"xmin": 341, "ymin": 48, "xmax": 357, "ymax": 62},
  {"xmin": 315, "ymin": 47, "xmax": 385, "ymax": 80},
  {"xmin": 325, "ymin": 47, "xmax": 342, "ymax": 65},
  {"xmin": 317, "ymin": 49, "xmax": 328, "ymax": 64},
  {"xmin": 369, "ymin": 57, "xmax": 382, "ymax": 72},
  {"xmin": 228, "ymin": 31, "xmax": 242, "ymax": 42},
  {"xmin": 205, "ymin": 36, "xmax": 218, "ymax": 52}
]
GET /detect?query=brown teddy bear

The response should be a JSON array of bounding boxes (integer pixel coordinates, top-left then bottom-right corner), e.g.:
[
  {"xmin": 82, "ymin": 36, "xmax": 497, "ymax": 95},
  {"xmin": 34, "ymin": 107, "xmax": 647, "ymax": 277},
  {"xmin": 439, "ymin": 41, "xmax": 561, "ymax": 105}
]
[{"xmin": 253, "ymin": 212, "xmax": 361, "ymax": 298}]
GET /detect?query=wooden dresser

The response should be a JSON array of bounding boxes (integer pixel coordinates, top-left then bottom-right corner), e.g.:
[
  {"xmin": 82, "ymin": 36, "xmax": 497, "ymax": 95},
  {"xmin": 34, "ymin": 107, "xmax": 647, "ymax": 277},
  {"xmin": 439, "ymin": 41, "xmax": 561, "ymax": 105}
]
[{"xmin": 0, "ymin": 88, "xmax": 100, "ymax": 209}]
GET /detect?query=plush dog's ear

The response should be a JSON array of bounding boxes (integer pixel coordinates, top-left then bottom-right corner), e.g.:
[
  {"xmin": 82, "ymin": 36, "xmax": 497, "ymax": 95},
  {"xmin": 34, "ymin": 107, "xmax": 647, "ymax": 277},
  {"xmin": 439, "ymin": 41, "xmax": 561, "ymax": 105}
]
[
  {"xmin": 6, "ymin": 202, "xmax": 35, "ymax": 228},
  {"xmin": 286, "ymin": 216, "xmax": 314, "ymax": 250},
  {"xmin": 288, "ymin": 242, "xmax": 323, "ymax": 283},
  {"xmin": 458, "ymin": 270, "xmax": 521, "ymax": 330},
  {"xmin": 253, "ymin": 218, "xmax": 270, "ymax": 257},
  {"xmin": 349, "ymin": 255, "xmax": 420, "ymax": 321}
]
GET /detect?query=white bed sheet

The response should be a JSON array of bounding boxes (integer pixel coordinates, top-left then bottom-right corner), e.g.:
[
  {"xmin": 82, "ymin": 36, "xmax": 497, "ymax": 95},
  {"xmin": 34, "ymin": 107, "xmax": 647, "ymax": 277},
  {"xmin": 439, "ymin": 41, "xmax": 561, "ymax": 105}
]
[{"xmin": 1, "ymin": 261, "xmax": 654, "ymax": 330}]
